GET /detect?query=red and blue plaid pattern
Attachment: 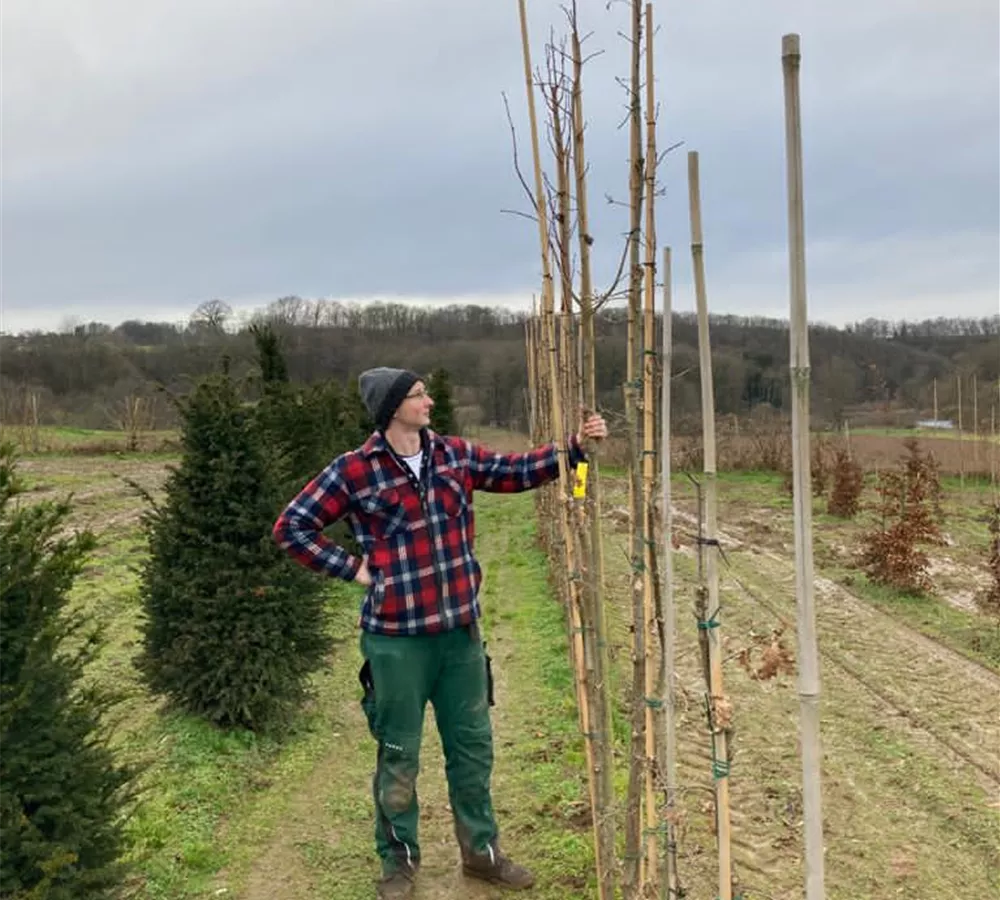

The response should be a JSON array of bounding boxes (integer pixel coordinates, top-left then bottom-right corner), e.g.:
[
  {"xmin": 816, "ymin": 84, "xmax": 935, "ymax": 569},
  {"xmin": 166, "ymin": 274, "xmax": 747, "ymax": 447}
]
[{"xmin": 273, "ymin": 430, "xmax": 581, "ymax": 635}]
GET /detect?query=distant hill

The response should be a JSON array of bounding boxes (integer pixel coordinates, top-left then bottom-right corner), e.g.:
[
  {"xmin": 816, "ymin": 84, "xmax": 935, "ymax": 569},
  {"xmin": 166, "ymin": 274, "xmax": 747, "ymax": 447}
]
[{"xmin": 1, "ymin": 300, "xmax": 996, "ymax": 433}]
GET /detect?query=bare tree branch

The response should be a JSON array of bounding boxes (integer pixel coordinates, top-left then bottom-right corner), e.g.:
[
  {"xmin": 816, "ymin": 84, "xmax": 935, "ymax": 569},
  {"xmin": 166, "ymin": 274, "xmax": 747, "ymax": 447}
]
[
  {"xmin": 500, "ymin": 208, "xmax": 540, "ymax": 224},
  {"xmin": 501, "ymin": 92, "xmax": 540, "ymax": 217}
]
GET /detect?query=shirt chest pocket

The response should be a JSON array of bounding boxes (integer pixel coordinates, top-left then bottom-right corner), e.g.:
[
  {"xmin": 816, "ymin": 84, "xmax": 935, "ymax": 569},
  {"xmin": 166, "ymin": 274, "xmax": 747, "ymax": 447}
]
[
  {"xmin": 359, "ymin": 489, "xmax": 410, "ymax": 541},
  {"xmin": 434, "ymin": 473, "xmax": 468, "ymax": 518}
]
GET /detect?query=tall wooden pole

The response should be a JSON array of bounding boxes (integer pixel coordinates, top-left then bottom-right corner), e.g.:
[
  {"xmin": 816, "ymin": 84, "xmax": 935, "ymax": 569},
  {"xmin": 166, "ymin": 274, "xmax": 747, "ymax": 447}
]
[
  {"xmin": 517, "ymin": 0, "xmax": 553, "ymax": 317},
  {"xmin": 570, "ymin": 5, "xmax": 617, "ymax": 893},
  {"xmin": 688, "ymin": 149, "xmax": 733, "ymax": 900},
  {"xmin": 660, "ymin": 246, "xmax": 679, "ymax": 899},
  {"xmin": 782, "ymin": 33, "xmax": 826, "ymax": 900},
  {"xmin": 517, "ymin": 6, "xmax": 606, "ymax": 898},
  {"xmin": 933, "ymin": 377, "xmax": 938, "ymax": 423}
]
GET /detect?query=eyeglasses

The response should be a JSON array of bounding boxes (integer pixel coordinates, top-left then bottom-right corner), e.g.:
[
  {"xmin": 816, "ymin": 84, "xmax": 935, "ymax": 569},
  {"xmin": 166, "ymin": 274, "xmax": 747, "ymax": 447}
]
[{"xmin": 405, "ymin": 388, "xmax": 431, "ymax": 400}]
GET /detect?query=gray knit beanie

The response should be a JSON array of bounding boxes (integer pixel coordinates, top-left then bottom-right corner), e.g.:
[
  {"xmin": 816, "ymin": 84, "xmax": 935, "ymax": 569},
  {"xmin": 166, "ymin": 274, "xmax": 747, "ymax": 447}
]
[{"xmin": 359, "ymin": 367, "xmax": 422, "ymax": 431}]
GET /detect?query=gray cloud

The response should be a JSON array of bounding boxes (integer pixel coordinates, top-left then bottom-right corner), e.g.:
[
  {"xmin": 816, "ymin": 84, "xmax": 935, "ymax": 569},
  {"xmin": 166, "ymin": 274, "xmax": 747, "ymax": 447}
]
[{"xmin": 2, "ymin": 0, "xmax": 997, "ymax": 333}]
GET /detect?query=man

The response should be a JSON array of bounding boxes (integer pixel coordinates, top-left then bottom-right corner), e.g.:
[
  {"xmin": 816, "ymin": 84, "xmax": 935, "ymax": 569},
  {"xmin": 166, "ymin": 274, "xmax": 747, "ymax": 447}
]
[{"xmin": 273, "ymin": 367, "xmax": 607, "ymax": 899}]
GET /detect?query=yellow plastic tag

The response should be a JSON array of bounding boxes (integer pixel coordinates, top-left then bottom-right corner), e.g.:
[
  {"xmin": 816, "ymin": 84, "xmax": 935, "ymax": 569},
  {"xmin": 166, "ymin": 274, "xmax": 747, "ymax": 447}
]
[{"xmin": 573, "ymin": 462, "xmax": 589, "ymax": 499}]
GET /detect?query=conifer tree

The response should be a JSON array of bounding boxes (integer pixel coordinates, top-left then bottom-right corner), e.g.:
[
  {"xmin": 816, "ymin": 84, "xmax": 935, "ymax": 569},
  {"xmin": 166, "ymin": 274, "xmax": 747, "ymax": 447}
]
[
  {"xmin": 341, "ymin": 377, "xmax": 374, "ymax": 448},
  {"xmin": 428, "ymin": 367, "xmax": 457, "ymax": 435},
  {"xmin": 136, "ymin": 371, "xmax": 331, "ymax": 732},
  {"xmin": 0, "ymin": 445, "xmax": 133, "ymax": 899},
  {"xmin": 249, "ymin": 322, "xmax": 289, "ymax": 385},
  {"xmin": 251, "ymin": 324, "xmax": 342, "ymax": 494}
]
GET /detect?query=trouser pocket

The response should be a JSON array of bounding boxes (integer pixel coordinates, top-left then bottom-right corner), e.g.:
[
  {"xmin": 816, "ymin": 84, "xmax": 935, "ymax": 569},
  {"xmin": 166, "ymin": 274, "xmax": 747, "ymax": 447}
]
[
  {"xmin": 359, "ymin": 659, "xmax": 377, "ymax": 738},
  {"xmin": 484, "ymin": 649, "xmax": 495, "ymax": 707}
]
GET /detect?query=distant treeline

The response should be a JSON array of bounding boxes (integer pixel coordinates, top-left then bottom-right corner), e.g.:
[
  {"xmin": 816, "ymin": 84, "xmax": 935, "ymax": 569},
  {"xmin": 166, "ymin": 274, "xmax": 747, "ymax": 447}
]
[{"xmin": 1, "ymin": 298, "xmax": 997, "ymax": 433}]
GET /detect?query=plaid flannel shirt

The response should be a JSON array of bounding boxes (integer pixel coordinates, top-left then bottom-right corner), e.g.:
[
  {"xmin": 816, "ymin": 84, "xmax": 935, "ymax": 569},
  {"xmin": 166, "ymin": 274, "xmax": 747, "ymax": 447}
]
[{"xmin": 273, "ymin": 429, "xmax": 584, "ymax": 635}]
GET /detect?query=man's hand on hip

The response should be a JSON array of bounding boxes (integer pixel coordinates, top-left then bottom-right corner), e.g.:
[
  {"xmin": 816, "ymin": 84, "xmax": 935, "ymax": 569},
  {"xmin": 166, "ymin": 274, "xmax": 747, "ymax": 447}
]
[{"xmin": 355, "ymin": 558, "xmax": 373, "ymax": 587}]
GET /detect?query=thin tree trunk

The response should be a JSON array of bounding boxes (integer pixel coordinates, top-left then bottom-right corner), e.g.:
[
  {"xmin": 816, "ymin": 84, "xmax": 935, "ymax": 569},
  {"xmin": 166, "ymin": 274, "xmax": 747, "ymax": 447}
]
[
  {"xmin": 958, "ymin": 374, "xmax": 964, "ymax": 489},
  {"xmin": 782, "ymin": 33, "xmax": 826, "ymax": 900},
  {"xmin": 992, "ymin": 401, "xmax": 997, "ymax": 498},
  {"xmin": 659, "ymin": 246, "xmax": 680, "ymax": 900},
  {"xmin": 623, "ymin": 0, "xmax": 647, "ymax": 893},
  {"xmin": 688, "ymin": 149, "xmax": 733, "ymax": 900},
  {"xmin": 641, "ymin": 6, "xmax": 660, "ymax": 893},
  {"xmin": 973, "ymin": 373, "xmax": 979, "ymax": 476}
]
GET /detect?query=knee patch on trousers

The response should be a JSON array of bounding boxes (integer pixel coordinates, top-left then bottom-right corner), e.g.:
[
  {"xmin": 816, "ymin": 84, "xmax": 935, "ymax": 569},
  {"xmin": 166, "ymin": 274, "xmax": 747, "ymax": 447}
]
[{"xmin": 379, "ymin": 744, "xmax": 419, "ymax": 814}]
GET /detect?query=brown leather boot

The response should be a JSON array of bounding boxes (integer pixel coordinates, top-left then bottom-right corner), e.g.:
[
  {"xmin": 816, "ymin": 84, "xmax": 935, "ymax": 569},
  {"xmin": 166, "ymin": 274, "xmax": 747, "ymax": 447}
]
[
  {"xmin": 462, "ymin": 845, "xmax": 535, "ymax": 889},
  {"xmin": 375, "ymin": 867, "xmax": 415, "ymax": 900}
]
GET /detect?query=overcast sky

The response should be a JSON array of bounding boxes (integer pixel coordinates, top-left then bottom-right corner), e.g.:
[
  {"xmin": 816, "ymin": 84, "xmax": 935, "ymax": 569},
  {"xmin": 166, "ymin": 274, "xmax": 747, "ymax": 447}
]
[{"xmin": 2, "ymin": 0, "xmax": 998, "ymax": 334}]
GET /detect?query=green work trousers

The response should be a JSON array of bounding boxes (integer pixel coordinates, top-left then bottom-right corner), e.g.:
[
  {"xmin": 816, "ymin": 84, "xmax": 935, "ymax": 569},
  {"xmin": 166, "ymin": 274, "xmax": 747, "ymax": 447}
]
[{"xmin": 359, "ymin": 625, "xmax": 498, "ymax": 875}]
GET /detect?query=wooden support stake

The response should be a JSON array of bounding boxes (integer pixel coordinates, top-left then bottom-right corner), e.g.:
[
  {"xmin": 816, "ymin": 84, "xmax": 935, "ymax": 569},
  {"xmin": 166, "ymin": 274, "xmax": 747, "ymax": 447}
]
[
  {"xmin": 782, "ymin": 33, "xmax": 827, "ymax": 900},
  {"xmin": 569, "ymin": 4, "xmax": 618, "ymax": 893},
  {"xmin": 516, "ymin": 5, "xmax": 607, "ymax": 897}
]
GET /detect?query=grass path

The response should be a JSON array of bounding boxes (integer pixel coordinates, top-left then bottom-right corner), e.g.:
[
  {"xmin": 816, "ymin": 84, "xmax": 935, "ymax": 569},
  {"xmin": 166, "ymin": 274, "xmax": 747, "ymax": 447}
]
[
  {"xmin": 37, "ymin": 451, "xmax": 594, "ymax": 900},
  {"xmin": 208, "ymin": 492, "xmax": 594, "ymax": 899}
]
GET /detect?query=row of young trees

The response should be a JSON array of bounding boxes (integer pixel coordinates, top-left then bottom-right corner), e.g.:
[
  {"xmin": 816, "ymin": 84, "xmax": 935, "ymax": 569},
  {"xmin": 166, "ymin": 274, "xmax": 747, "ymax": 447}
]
[
  {"xmin": 0, "ymin": 328, "xmax": 458, "ymax": 896},
  {"xmin": 1, "ymin": 446, "xmax": 133, "ymax": 898}
]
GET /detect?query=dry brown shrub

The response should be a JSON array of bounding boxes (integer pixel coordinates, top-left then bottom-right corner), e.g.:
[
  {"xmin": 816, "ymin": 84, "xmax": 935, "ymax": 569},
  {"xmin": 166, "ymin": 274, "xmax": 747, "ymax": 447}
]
[
  {"xmin": 737, "ymin": 626, "xmax": 796, "ymax": 681},
  {"xmin": 858, "ymin": 438, "xmax": 944, "ymax": 593},
  {"xmin": 828, "ymin": 447, "xmax": 864, "ymax": 518},
  {"xmin": 976, "ymin": 502, "xmax": 1000, "ymax": 620},
  {"xmin": 712, "ymin": 694, "xmax": 734, "ymax": 729},
  {"xmin": 811, "ymin": 437, "xmax": 831, "ymax": 497},
  {"xmin": 745, "ymin": 411, "xmax": 791, "ymax": 473}
]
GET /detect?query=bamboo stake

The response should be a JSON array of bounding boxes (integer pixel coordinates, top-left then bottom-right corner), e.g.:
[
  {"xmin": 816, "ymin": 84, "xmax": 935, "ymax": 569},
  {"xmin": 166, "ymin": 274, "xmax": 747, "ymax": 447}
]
[
  {"xmin": 660, "ymin": 246, "xmax": 680, "ymax": 900},
  {"xmin": 517, "ymin": 5, "xmax": 606, "ymax": 896},
  {"xmin": 516, "ymin": 1, "xmax": 554, "ymax": 319},
  {"xmin": 569, "ymin": 5, "xmax": 618, "ymax": 893},
  {"xmin": 688, "ymin": 149, "xmax": 733, "ymax": 900},
  {"xmin": 641, "ymin": 5, "xmax": 659, "ymax": 891},
  {"xmin": 782, "ymin": 33, "xmax": 826, "ymax": 900}
]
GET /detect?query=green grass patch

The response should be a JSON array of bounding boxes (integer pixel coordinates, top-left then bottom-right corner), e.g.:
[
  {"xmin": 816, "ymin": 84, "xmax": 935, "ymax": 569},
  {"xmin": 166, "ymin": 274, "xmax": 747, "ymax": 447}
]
[
  {"xmin": 100, "ymin": 487, "xmax": 596, "ymax": 899},
  {"xmin": 0, "ymin": 425, "xmax": 180, "ymax": 456},
  {"xmin": 120, "ymin": 581, "xmax": 365, "ymax": 900},
  {"xmin": 474, "ymin": 497, "xmax": 598, "ymax": 897},
  {"xmin": 124, "ymin": 715, "xmax": 283, "ymax": 899}
]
